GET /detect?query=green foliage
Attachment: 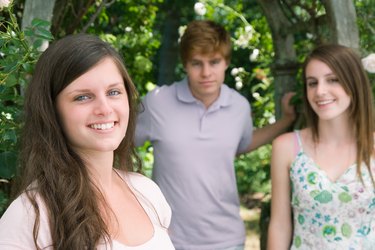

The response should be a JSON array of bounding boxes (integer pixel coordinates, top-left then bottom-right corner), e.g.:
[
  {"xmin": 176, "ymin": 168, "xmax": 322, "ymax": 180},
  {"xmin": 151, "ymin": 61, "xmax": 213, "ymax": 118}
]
[
  {"xmin": 356, "ymin": 0, "xmax": 375, "ymax": 54},
  {"xmin": 0, "ymin": 3, "xmax": 54, "ymax": 215},
  {"xmin": 355, "ymin": 0, "xmax": 375, "ymax": 85},
  {"xmin": 136, "ymin": 141, "xmax": 154, "ymax": 178},
  {"xmin": 235, "ymin": 145, "xmax": 271, "ymax": 195},
  {"xmin": 83, "ymin": 0, "xmax": 163, "ymax": 96}
]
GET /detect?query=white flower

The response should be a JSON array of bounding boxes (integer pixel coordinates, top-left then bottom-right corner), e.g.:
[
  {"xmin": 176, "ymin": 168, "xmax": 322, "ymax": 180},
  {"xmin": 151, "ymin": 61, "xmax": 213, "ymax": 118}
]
[
  {"xmin": 231, "ymin": 68, "xmax": 239, "ymax": 76},
  {"xmin": 1, "ymin": 112, "xmax": 12, "ymax": 120},
  {"xmin": 253, "ymin": 92, "xmax": 260, "ymax": 99},
  {"xmin": 306, "ymin": 33, "xmax": 314, "ymax": 39},
  {"xmin": 178, "ymin": 25, "xmax": 187, "ymax": 37},
  {"xmin": 238, "ymin": 67, "xmax": 244, "ymax": 73},
  {"xmin": 268, "ymin": 116, "xmax": 276, "ymax": 124},
  {"xmin": 235, "ymin": 34, "xmax": 249, "ymax": 48},
  {"xmin": 235, "ymin": 76, "xmax": 241, "ymax": 82},
  {"xmin": 146, "ymin": 81, "xmax": 156, "ymax": 92},
  {"xmin": 235, "ymin": 81, "xmax": 243, "ymax": 90},
  {"xmin": 0, "ymin": 0, "xmax": 11, "ymax": 10},
  {"xmin": 194, "ymin": 2, "xmax": 206, "ymax": 16},
  {"xmin": 125, "ymin": 27, "xmax": 132, "ymax": 32},
  {"xmin": 178, "ymin": 25, "xmax": 187, "ymax": 43},
  {"xmin": 245, "ymin": 25, "xmax": 253, "ymax": 33},
  {"xmin": 37, "ymin": 40, "xmax": 49, "ymax": 52},
  {"xmin": 362, "ymin": 53, "xmax": 375, "ymax": 73},
  {"xmin": 249, "ymin": 49, "xmax": 260, "ymax": 62}
]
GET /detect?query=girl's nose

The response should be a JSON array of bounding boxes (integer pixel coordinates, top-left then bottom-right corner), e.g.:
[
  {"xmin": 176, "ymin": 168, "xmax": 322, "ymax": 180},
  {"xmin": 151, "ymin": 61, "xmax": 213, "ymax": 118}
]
[
  {"xmin": 93, "ymin": 96, "xmax": 113, "ymax": 116},
  {"xmin": 316, "ymin": 82, "xmax": 327, "ymax": 95}
]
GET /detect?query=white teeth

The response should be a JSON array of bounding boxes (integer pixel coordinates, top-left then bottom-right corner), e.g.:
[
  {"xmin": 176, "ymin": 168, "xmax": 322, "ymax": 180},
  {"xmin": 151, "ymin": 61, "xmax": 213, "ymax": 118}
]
[
  {"xmin": 317, "ymin": 100, "xmax": 334, "ymax": 105},
  {"xmin": 90, "ymin": 122, "xmax": 114, "ymax": 130}
]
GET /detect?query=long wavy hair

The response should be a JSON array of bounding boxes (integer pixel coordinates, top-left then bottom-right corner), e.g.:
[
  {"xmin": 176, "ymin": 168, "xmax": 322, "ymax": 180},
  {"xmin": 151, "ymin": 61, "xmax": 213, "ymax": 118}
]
[
  {"xmin": 15, "ymin": 33, "xmax": 142, "ymax": 249},
  {"xmin": 302, "ymin": 44, "xmax": 375, "ymax": 185}
]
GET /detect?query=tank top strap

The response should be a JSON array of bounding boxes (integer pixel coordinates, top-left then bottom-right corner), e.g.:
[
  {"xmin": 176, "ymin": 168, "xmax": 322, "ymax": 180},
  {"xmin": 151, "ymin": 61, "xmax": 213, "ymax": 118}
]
[{"xmin": 294, "ymin": 130, "xmax": 303, "ymax": 156}]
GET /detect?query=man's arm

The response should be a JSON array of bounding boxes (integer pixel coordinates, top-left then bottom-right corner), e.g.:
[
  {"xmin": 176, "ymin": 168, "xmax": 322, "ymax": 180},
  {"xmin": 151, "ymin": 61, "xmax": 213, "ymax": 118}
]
[{"xmin": 246, "ymin": 92, "xmax": 296, "ymax": 152}]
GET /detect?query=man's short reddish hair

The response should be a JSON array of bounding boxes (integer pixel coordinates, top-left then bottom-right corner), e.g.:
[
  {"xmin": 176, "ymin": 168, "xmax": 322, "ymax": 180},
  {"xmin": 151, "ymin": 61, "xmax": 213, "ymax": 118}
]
[{"xmin": 180, "ymin": 20, "xmax": 232, "ymax": 66}]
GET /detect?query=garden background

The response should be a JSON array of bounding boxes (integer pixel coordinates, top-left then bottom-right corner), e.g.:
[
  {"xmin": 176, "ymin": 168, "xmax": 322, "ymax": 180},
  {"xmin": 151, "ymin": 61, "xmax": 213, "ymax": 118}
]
[{"xmin": 1, "ymin": 0, "xmax": 375, "ymax": 249}]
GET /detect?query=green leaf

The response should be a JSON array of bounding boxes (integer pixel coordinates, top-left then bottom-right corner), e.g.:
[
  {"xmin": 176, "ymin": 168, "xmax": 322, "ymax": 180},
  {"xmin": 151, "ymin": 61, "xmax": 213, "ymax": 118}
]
[
  {"xmin": 31, "ymin": 18, "xmax": 51, "ymax": 28},
  {"xmin": 3, "ymin": 61, "xmax": 18, "ymax": 73},
  {"xmin": 3, "ymin": 130, "xmax": 17, "ymax": 143},
  {"xmin": 0, "ymin": 151, "xmax": 18, "ymax": 179},
  {"xmin": 34, "ymin": 28, "xmax": 54, "ymax": 40},
  {"xmin": 23, "ymin": 28, "xmax": 35, "ymax": 37},
  {"xmin": 33, "ymin": 38, "xmax": 43, "ymax": 49}
]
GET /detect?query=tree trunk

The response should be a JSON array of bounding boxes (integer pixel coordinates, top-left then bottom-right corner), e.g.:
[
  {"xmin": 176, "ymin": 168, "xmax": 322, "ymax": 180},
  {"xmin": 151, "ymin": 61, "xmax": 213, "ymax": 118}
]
[
  {"xmin": 256, "ymin": 0, "xmax": 299, "ymax": 120},
  {"xmin": 323, "ymin": 0, "xmax": 360, "ymax": 49},
  {"xmin": 21, "ymin": 0, "xmax": 55, "ymax": 30},
  {"xmin": 157, "ymin": 12, "xmax": 181, "ymax": 86}
]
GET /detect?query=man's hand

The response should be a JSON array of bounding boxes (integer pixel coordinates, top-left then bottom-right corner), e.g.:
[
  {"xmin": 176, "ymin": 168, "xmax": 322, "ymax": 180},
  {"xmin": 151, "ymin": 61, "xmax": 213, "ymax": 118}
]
[{"xmin": 280, "ymin": 92, "xmax": 296, "ymax": 124}]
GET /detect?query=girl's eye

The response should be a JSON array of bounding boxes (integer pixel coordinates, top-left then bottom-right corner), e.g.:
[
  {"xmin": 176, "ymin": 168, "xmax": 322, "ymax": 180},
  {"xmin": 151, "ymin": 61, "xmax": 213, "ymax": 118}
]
[
  {"xmin": 108, "ymin": 90, "xmax": 121, "ymax": 96},
  {"xmin": 210, "ymin": 59, "xmax": 220, "ymax": 65},
  {"xmin": 328, "ymin": 78, "xmax": 339, "ymax": 83},
  {"xmin": 74, "ymin": 95, "xmax": 90, "ymax": 101},
  {"xmin": 307, "ymin": 81, "xmax": 317, "ymax": 87}
]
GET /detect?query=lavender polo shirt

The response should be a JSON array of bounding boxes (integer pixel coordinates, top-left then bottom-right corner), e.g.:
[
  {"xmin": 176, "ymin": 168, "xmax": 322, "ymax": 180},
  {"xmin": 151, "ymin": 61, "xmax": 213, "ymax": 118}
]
[{"xmin": 135, "ymin": 78, "xmax": 253, "ymax": 250}]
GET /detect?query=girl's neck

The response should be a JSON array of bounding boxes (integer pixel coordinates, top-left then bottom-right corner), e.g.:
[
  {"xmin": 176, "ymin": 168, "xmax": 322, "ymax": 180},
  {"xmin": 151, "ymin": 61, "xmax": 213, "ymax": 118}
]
[
  {"xmin": 317, "ymin": 118, "xmax": 355, "ymax": 144},
  {"xmin": 79, "ymin": 150, "xmax": 115, "ymax": 188}
]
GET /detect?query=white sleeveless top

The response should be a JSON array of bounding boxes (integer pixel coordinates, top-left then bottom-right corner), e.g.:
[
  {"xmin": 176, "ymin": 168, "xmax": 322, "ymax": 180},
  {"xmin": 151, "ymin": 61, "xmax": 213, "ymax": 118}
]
[{"xmin": 290, "ymin": 131, "xmax": 375, "ymax": 250}]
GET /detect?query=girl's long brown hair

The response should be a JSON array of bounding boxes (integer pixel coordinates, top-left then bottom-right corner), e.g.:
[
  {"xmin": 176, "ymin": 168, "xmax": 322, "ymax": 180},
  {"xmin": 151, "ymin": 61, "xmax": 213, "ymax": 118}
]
[
  {"xmin": 302, "ymin": 44, "xmax": 375, "ymax": 185},
  {"xmin": 15, "ymin": 33, "xmax": 141, "ymax": 249}
]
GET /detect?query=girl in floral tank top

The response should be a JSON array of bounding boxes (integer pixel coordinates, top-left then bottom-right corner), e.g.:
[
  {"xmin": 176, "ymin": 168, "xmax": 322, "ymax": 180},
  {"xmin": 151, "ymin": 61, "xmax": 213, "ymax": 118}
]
[{"xmin": 268, "ymin": 44, "xmax": 375, "ymax": 250}]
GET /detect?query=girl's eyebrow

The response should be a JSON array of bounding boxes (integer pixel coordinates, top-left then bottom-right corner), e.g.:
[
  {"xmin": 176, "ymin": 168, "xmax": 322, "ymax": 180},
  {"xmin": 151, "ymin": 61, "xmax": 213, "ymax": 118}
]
[
  {"xmin": 66, "ymin": 89, "xmax": 91, "ymax": 95},
  {"xmin": 66, "ymin": 83, "xmax": 125, "ymax": 95},
  {"xmin": 306, "ymin": 72, "xmax": 335, "ymax": 79},
  {"xmin": 107, "ymin": 82, "xmax": 125, "ymax": 88}
]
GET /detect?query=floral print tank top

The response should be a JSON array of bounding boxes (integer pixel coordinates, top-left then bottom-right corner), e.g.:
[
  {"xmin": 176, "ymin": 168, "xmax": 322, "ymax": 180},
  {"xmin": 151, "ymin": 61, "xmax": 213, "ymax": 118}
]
[{"xmin": 290, "ymin": 131, "xmax": 375, "ymax": 250}]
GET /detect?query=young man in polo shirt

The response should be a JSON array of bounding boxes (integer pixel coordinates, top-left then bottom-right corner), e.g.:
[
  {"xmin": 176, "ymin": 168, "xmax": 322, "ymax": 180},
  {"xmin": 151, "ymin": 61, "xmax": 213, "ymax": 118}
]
[{"xmin": 135, "ymin": 20, "xmax": 295, "ymax": 250}]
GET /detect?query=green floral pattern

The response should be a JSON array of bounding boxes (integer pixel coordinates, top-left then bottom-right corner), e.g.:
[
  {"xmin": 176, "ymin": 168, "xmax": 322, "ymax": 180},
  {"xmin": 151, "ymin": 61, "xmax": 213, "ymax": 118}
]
[{"xmin": 290, "ymin": 131, "xmax": 375, "ymax": 250}]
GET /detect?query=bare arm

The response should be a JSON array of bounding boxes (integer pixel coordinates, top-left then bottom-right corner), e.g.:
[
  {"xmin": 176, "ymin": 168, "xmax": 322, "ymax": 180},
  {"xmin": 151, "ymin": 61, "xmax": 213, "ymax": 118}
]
[
  {"xmin": 246, "ymin": 92, "xmax": 296, "ymax": 152},
  {"xmin": 267, "ymin": 133, "xmax": 294, "ymax": 250}
]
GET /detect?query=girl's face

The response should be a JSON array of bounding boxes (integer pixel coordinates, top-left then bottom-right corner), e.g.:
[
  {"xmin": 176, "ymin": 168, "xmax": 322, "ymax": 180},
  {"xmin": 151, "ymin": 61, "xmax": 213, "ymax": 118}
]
[
  {"xmin": 56, "ymin": 57, "xmax": 129, "ymax": 156},
  {"xmin": 305, "ymin": 59, "xmax": 351, "ymax": 122}
]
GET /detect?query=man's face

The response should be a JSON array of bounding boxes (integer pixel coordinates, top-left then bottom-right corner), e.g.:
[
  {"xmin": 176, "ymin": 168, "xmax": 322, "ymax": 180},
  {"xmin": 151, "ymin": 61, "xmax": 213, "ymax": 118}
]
[{"xmin": 184, "ymin": 52, "xmax": 228, "ymax": 107}]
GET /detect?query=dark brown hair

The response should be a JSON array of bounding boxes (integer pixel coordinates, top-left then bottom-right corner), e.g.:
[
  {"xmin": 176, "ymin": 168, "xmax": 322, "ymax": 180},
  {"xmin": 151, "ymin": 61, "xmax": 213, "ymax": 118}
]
[{"xmin": 16, "ymin": 33, "xmax": 141, "ymax": 249}]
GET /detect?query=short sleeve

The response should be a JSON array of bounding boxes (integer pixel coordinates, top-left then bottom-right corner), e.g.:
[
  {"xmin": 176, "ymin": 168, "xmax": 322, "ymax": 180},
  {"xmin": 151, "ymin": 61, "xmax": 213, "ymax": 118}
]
[{"xmin": 237, "ymin": 100, "xmax": 253, "ymax": 154}]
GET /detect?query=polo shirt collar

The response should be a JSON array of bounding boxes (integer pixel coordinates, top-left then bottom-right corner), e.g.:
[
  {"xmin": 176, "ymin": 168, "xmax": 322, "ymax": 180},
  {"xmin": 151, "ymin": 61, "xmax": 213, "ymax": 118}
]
[{"xmin": 176, "ymin": 77, "xmax": 231, "ymax": 107}]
